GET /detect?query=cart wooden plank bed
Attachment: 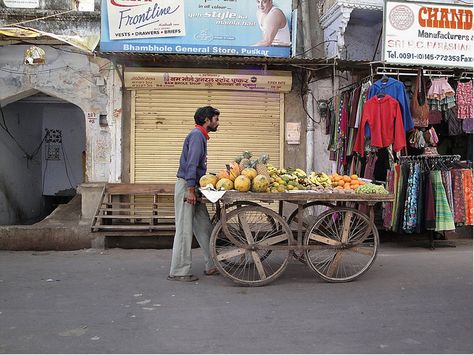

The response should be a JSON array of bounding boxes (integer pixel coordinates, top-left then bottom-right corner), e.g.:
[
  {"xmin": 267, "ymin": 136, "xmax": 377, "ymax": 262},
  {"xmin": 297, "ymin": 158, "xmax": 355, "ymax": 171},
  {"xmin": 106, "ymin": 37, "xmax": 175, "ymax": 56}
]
[{"xmin": 207, "ymin": 191, "xmax": 394, "ymax": 286}]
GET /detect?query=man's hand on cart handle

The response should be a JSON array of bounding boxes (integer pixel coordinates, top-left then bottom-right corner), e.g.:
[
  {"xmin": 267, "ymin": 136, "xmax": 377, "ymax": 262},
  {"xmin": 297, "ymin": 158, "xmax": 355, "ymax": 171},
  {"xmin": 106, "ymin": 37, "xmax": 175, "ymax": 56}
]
[{"xmin": 184, "ymin": 187, "xmax": 199, "ymax": 205}]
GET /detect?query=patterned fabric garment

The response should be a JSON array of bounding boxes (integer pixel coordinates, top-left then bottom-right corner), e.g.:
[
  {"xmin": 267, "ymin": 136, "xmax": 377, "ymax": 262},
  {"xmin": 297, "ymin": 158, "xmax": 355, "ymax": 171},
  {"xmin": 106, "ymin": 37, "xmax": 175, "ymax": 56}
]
[
  {"xmin": 456, "ymin": 81, "xmax": 473, "ymax": 120},
  {"xmin": 451, "ymin": 169, "xmax": 466, "ymax": 225},
  {"xmin": 363, "ymin": 152, "xmax": 378, "ymax": 179},
  {"xmin": 462, "ymin": 169, "xmax": 473, "ymax": 225},
  {"xmin": 355, "ymin": 82, "xmax": 371, "ymax": 128},
  {"xmin": 424, "ymin": 172, "xmax": 436, "ymax": 230},
  {"xmin": 445, "ymin": 107, "xmax": 464, "ymax": 136},
  {"xmin": 428, "ymin": 96, "xmax": 456, "ymax": 111},
  {"xmin": 428, "ymin": 110, "xmax": 443, "ymax": 124},
  {"xmin": 416, "ymin": 172, "xmax": 425, "ymax": 233},
  {"xmin": 427, "ymin": 77, "xmax": 455, "ymax": 100},
  {"xmin": 394, "ymin": 164, "xmax": 410, "ymax": 232},
  {"xmin": 441, "ymin": 171, "xmax": 454, "ymax": 214},
  {"xmin": 391, "ymin": 164, "xmax": 401, "ymax": 231},
  {"xmin": 384, "ymin": 169, "xmax": 395, "ymax": 229},
  {"xmin": 402, "ymin": 163, "xmax": 421, "ymax": 233},
  {"xmin": 462, "ymin": 116, "xmax": 473, "ymax": 134},
  {"xmin": 431, "ymin": 170, "xmax": 455, "ymax": 231}
]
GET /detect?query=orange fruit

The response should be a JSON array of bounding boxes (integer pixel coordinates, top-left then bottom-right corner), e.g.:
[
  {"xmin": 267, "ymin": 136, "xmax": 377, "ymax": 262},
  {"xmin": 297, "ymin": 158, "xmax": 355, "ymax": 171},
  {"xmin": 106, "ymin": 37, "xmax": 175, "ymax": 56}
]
[
  {"xmin": 343, "ymin": 175, "xmax": 351, "ymax": 182},
  {"xmin": 338, "ymin": 180, "xmax": 345, "ymax": 187},
  {"xmin": 359, "ymin": 181, "xmax": 366, "ymax": 185},
  {"xmin": 343, "ymin": 183, "xmax": 351, "ymax": 189},
  {"xmin": 351, "ymin": 174, "xmax": 358, "ymax": 180}
]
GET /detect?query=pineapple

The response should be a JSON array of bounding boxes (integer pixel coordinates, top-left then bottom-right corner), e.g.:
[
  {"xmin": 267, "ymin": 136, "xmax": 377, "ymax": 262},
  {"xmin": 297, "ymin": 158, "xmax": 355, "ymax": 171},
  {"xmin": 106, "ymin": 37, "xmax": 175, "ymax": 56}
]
[
  {"xmin": 255, "ymin": 154, "xmax": 271, "ymax": 180},
  {"xmin": 239, "ymin": 150, "xmax": 253, "ymax": 170}
]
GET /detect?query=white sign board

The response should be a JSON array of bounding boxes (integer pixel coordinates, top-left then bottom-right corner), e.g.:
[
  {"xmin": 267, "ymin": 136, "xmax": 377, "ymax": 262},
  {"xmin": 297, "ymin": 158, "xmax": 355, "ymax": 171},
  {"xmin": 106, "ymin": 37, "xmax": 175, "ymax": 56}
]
[
  {"xmin": 107, "ymin": 0, "xmax": 185, "ymax": 40},
  {"xmin": 3, "ymin": 0, "xmax": 38, "ymax": 8},
  {"xmin": 78, "ymin": 0, "xmax": 95, "ymax": 11},
  {"xmin": 383, "ymin": 1, "xmax": 473, "ymax": 68},
  {"xmin": 286, "ymin": 122, "xmax": 301, "ymax": 145}
]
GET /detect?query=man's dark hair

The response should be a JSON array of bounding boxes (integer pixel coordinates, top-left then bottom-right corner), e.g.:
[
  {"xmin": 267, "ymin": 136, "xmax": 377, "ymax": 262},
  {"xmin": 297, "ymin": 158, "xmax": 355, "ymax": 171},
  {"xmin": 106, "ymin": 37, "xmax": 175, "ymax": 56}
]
[{"xmin": 194, "ymin": 106, "xmax": 220, "ymax": 125}]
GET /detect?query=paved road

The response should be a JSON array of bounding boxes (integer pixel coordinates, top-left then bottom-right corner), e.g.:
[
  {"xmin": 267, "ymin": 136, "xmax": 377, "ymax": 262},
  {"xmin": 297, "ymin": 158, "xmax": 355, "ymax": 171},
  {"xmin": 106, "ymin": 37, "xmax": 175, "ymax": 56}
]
[{"xmin": 0, "ymin": 241, "xmax": 472, "ymax": 354}]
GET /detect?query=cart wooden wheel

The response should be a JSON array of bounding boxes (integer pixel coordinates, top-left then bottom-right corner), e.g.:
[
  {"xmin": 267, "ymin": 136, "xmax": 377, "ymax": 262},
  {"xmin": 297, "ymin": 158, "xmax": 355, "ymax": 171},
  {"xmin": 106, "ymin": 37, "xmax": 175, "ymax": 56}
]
[
  {"xmin": 210, "ymin": 200, "xmax": 262, "ymax": 226},
  {"xmin": 287, "ymin": 202, "xmax": 334, "ymax": 263},
  {"xmin": 303, "ymin": 207, "xmax": 378, "ymax": 282},
  {"xmin": 210, "ymin": 206, "xmax": 293, "ymax": 286}
]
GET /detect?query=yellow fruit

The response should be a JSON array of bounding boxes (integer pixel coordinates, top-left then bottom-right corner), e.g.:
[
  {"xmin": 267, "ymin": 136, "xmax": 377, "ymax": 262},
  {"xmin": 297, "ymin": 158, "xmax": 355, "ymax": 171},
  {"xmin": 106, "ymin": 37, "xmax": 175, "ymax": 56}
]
[
  {"xmin": 241, "ymin": 167, "xmax": 258, "ymax": 180},
  {"xmin": 229, "ymin": 162, "xmax": 241, "ymax": 181},
  {"xmin": 251, "ymin": 174, "xmax": 269, "ymax": 192},
  {"xmin": 234, "ymin": 175, "xmax": 251, "ymax": 192},
  {"xmin": 216, "ymin": 178, "xmax": 234, "ymax": 191},
  {"xmin": 199, "ymin": 174, "xmax": 218, "ymax": 188},
  {"xmin": 216, "ymin": 169, "xmax": 231, "ymax": 180},
  {"xmin": 277, "ymin": 185, "xmax": 286, "ymax": 192}
]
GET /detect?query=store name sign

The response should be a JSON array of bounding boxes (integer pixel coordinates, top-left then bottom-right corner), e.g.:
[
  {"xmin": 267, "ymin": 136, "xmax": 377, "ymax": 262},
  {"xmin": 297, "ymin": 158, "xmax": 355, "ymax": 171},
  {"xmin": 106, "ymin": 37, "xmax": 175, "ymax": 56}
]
[
  {"xmin": 124, "ymin": 70, "xmax": 292, "ymax": 93},
  {"xmin": 383, "ymin": 0, "xmax": 473, "ymax": 68},
  {"xmin": 100, "ymin": 0, "xmax": 292, "ymax": 58}
]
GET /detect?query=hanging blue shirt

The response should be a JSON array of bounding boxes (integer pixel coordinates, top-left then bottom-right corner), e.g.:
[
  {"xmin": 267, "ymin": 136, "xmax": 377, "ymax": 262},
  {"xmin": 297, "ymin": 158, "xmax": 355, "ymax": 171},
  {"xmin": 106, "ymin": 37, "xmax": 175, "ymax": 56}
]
[{"xmin": 366, "ymin": 78, "xmax": 414, "ymax": 136}]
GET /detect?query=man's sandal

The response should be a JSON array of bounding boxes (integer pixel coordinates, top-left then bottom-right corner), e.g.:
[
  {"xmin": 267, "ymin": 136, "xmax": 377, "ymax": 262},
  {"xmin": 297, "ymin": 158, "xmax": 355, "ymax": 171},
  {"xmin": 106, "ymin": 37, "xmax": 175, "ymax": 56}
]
[
  {"xmin": 167, "ymin": 275, "xmax": 199, "ymax": 282},
  {"xmin": 204, "ymin": 267, "xmax": 219, "ymax": 276}
]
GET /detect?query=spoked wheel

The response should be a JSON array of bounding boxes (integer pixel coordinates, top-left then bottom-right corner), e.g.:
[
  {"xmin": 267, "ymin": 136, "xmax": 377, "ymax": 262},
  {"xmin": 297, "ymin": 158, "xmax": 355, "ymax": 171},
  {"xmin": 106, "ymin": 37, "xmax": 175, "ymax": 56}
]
[
  {"xmin": 210, "ymin": 200, "xmax": 262, "ymax": 226},
  {"xmin": 303, "ymin": 207, "xmax": 378, "ymax": 282},
  {"xmin": 210, "ymin": 206, "xmax": 293, "ymax": 286},
  {"xmin": 287, "ymin": 202, "xmax": 334, "ymax": 263}
]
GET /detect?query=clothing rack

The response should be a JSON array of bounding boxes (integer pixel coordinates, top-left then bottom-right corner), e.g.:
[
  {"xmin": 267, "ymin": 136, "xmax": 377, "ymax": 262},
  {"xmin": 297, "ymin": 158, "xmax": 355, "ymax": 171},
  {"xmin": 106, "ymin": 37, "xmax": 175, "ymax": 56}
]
[
  {"xmin": 375, "ymin": 67, "xmax": 457, "ymax": 78},
  {"xmin": 399, "ymin": 154, "xmax": 461, "ymax": 172}
]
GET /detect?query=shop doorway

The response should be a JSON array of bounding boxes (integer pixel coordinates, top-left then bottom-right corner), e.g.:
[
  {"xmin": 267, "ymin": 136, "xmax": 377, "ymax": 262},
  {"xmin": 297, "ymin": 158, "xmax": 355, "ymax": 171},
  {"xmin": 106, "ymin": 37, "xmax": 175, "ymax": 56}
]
[{"xmin": 0, "ymin": 91, "xmax": 86, "ymax": 225}]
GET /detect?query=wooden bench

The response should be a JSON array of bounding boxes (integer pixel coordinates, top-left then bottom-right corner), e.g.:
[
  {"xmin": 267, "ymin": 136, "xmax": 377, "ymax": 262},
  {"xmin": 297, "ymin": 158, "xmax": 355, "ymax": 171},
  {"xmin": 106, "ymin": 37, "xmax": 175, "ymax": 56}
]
[{"xmin": 91, "ymin": 183, "xmax": 176, "ymax": 234}]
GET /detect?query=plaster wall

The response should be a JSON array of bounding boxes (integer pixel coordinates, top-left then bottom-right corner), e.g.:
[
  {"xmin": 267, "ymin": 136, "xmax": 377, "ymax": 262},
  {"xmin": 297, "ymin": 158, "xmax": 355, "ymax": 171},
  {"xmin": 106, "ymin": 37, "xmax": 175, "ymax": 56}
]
[
  {"xmin": 0, "ymin": 103, "xmax": 43, "ymax": 224},
  {"xmin": 308, "ymin": 79, "xmax": 337, "ymax": 174},
  {"xmin": 0, "ymin": 45, "xmax": 122, "ymax": 184},
  {"xmin": 42, "ymin": 104, "xmax": 85, "ymax": 195},
  {"xmin": 284, "ymin": 74, "xmax": 307, "ymax": 171},
  {"xmin": 345, "ymin": 19, "xmax": 383, "ymax": 61}
]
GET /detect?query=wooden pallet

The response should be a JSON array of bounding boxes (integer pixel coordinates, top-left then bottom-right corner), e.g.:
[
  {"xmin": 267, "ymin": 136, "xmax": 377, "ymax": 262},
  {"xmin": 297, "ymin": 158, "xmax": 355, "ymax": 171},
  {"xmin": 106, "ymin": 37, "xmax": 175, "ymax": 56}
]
[{"xmin": 91, "ymin": 183, "xmax": 176, "ymax": 234}]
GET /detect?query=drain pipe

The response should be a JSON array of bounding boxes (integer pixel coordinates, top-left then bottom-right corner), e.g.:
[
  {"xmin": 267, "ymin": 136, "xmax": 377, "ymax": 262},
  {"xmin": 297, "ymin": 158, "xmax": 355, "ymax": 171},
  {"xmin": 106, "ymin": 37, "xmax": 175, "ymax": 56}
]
[{"xmin": 305, "ymin": 87, "xmax": 314, "ymax": 172}]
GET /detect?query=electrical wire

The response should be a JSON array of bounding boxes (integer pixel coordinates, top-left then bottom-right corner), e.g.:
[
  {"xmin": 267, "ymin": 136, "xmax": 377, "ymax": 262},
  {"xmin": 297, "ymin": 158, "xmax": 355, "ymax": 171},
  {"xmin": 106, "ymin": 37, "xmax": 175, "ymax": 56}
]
[
  {"xmin": 60, "ymin": 140, "xmax": 76, "ymax": 189},
  {"xmin": 3, "ymin": 10, "xmax": 77, "ymax": 27},
  {"xmin": 0, "ymin": 105, "xmax": 46, "ymax": 161}
]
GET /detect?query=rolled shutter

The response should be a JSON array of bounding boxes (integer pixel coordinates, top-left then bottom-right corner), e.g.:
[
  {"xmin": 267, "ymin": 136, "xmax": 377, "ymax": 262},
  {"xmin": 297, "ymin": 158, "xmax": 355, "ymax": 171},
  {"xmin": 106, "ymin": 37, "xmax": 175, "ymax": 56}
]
[{"xmin": 131, "ymin": 89, "xmax": 283, "ymax": 183}]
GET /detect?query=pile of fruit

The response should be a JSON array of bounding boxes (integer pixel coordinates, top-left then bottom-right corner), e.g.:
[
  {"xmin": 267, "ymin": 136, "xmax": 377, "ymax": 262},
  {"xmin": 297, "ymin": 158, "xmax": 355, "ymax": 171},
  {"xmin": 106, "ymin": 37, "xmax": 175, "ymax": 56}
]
[
  {"xmin": 199, "ymin": 151, "xmax": 388, "ymax": 194},
  {"xmin": 199, "ymin": 151, "xmax": 272, "ymax": 192}
]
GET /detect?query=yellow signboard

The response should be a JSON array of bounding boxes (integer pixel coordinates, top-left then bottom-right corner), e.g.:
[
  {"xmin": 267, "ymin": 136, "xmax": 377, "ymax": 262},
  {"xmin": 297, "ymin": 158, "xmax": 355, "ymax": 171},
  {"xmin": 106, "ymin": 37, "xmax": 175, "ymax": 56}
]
[{"xmin": 124, "ymin": 69, "xmax": 292, "ymax": 92}]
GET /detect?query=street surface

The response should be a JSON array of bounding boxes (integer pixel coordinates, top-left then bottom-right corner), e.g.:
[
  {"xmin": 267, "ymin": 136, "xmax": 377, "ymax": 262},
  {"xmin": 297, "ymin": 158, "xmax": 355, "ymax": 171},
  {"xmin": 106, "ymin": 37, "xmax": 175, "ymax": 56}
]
[{"xmin": 0, "ymin": 241, "xmax": 472, "ymax": 354}]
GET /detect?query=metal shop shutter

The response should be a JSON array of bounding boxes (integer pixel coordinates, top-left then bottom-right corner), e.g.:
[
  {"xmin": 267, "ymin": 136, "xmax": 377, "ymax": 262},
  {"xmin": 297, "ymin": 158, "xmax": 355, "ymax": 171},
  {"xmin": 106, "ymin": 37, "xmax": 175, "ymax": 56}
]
[{"xmin": 131, "ymin": 89, "xmax": 284, "ymax": 183}]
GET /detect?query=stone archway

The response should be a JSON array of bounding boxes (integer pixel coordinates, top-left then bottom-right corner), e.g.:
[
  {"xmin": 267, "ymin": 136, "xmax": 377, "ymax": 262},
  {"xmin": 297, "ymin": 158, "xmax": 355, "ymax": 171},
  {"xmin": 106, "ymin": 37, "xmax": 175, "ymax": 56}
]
[{"xmin": 0, "ymin": 90, "xmax": 88, "ymax": 224}]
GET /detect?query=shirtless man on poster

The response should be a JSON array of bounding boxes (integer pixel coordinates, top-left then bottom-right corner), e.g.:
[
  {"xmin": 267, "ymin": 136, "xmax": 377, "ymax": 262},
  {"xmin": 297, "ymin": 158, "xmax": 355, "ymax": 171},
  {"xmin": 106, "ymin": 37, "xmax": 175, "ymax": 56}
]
[{"xmin": 253, "ymin": 0, "xmax": 291, "ymax": 46}]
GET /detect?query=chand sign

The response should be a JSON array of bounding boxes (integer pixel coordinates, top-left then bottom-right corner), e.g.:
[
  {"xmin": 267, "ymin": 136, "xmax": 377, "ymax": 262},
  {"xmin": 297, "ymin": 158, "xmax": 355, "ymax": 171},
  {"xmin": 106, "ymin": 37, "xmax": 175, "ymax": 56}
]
[
  {"xmin": 383, "ymin": 0, "xmax": 473, "ymax": 67},
  {"xmin": 100, "ymin": 0, "xmax": 293, "ymax": 58}
]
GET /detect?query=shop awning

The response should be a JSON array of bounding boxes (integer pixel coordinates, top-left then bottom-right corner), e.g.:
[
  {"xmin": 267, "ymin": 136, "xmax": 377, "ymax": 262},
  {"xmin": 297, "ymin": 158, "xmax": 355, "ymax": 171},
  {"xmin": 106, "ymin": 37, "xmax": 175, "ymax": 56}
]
[{"xmin": 0, "ymin": 25, "xmax": 99, "ymax": 53}]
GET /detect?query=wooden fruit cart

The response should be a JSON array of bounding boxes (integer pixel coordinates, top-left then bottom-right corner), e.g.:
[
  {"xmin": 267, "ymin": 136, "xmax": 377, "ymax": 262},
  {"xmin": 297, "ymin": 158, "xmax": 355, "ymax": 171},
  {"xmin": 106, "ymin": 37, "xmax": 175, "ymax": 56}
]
[{"xmin": 208, "ymin": 191, "xmax": 394, "ymax": 286}]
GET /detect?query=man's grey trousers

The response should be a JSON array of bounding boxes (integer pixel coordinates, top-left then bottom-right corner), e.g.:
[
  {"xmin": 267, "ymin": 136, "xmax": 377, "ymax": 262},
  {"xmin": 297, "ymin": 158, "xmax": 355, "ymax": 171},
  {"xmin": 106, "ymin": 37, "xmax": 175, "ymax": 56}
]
[{"xmin": 169, "ymin": 178, "xmax": 214, "ymax": 276}]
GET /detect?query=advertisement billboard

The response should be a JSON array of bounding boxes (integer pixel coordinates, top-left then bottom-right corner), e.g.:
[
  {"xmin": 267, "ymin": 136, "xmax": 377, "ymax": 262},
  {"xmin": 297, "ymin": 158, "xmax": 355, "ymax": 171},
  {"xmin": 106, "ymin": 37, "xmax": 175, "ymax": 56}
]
[
  {"xmin": 100, "ymin": 0, "xmax": 292, "ymax": 58},
  {"xmin": 383, "ymin": 0, "xmax": 473, "ymax": 68}
]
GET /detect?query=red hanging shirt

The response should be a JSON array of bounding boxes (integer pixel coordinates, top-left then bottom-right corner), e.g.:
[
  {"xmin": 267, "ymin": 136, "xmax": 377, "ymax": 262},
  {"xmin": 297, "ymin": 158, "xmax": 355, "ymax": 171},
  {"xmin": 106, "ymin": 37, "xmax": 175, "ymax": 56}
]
[{"xmin": 353, "ymin": 95, "xmax": 406, "ymax": 156}]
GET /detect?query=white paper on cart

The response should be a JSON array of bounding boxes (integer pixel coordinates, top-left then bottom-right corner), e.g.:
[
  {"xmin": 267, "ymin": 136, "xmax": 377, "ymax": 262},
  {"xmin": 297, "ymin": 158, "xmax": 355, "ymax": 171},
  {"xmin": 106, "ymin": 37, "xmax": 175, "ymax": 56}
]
[{"xmin": 199, "ymin": 185, "xmax": 226, "ymax": 203}]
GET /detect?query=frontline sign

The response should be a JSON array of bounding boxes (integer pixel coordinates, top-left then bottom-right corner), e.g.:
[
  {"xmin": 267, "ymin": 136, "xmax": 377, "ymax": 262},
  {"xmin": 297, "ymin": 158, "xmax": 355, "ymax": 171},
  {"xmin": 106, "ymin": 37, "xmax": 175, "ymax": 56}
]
[
  {"xmin": 383, "ymin": 0, "xmax": 472, "ymax": 67},
  {"xmin": 100, "ymin": 0, "xmax": 292, "ymax": 58},
  {"xmin": 107, "ymin": 0, "xmax": 185, "ymax": 40}
]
